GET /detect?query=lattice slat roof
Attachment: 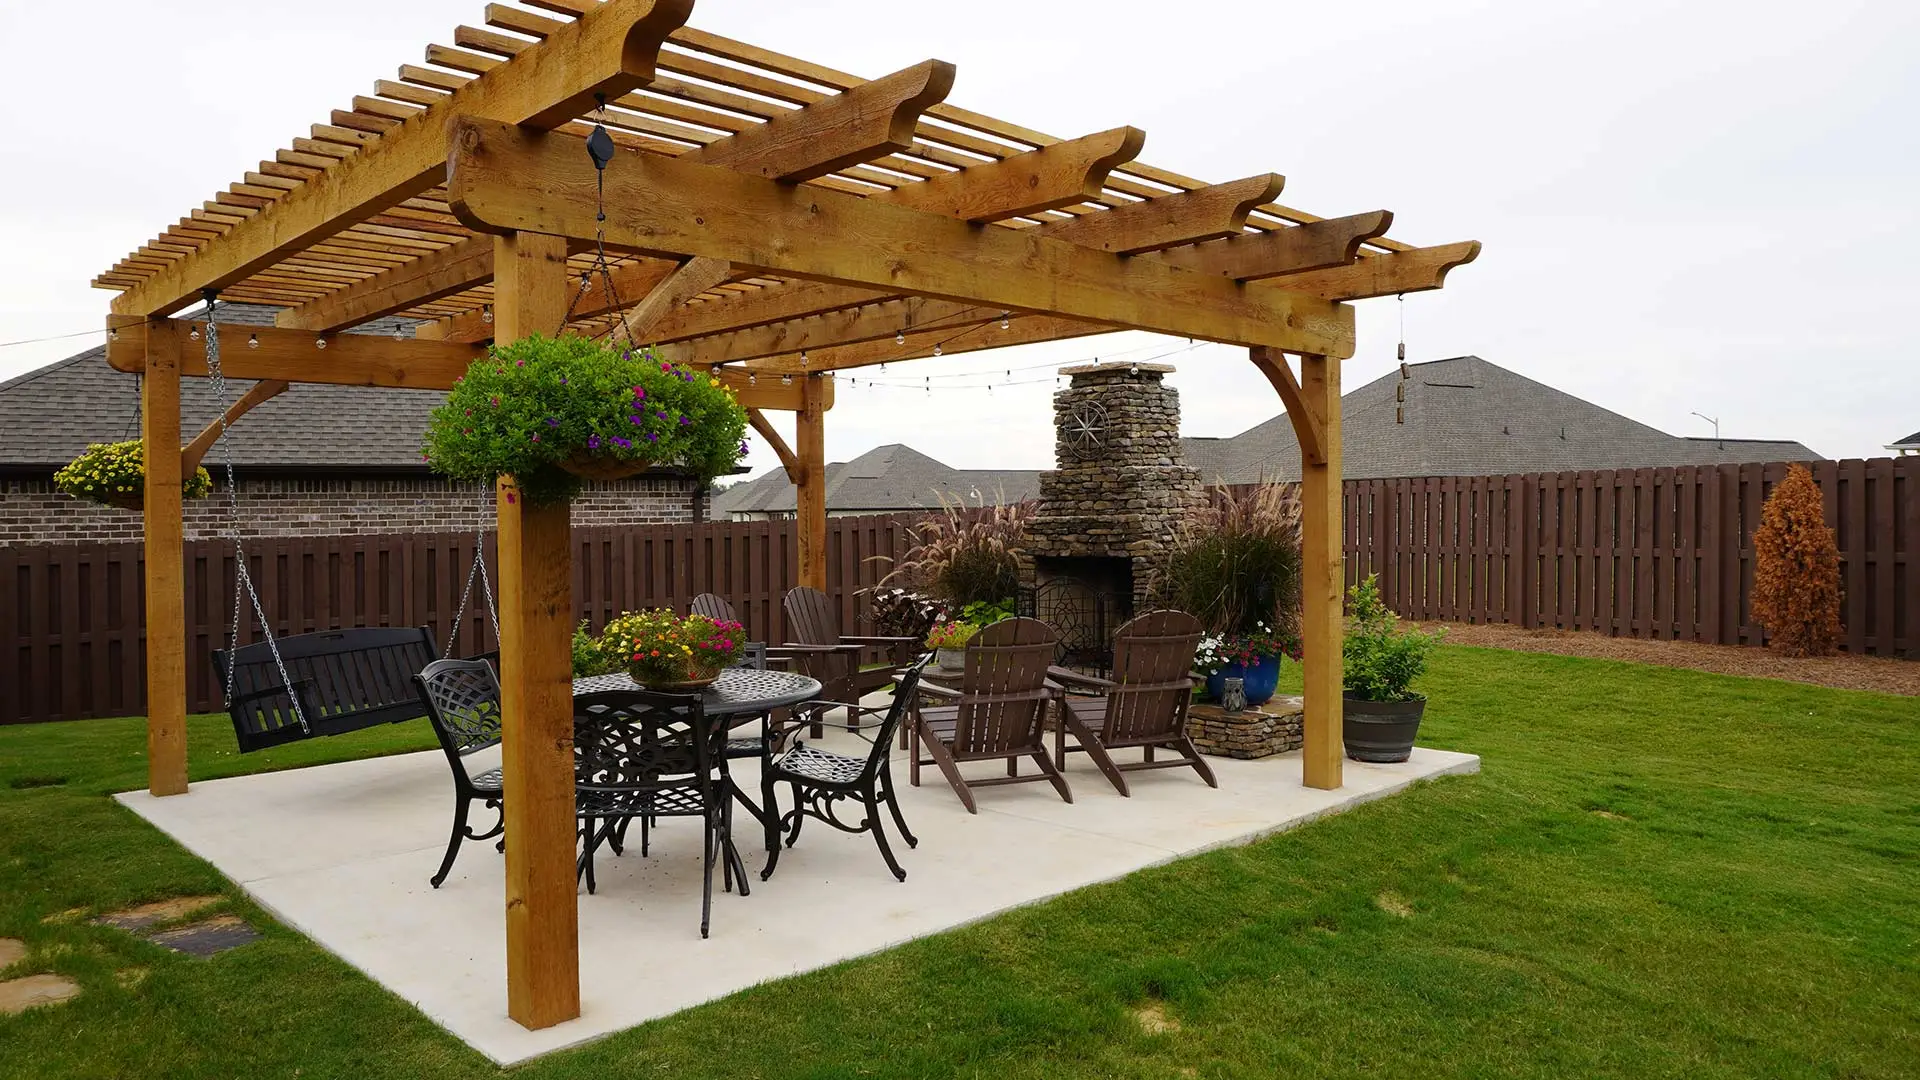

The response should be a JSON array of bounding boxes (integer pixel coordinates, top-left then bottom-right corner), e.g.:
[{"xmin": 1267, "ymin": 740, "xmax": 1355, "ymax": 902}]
[{"xmin": 96, "ymin": 0, "xmax": 1473, "ymax": 373}]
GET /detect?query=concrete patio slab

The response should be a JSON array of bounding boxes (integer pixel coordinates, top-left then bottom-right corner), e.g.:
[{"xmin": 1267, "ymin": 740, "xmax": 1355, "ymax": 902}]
[{"xmin": 117, "ymin": 727, "xmax": 1476, "ymax": 1066}]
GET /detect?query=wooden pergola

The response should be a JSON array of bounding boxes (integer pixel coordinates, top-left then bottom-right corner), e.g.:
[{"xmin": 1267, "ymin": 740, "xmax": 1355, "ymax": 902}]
[{"xmin": 97, "ymin": 0, "xmax": 1477, "ymax": 1029}]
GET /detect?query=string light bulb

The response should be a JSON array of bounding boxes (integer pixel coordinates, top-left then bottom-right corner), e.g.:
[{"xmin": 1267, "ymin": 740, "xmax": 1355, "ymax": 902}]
[
  {"xmin": 315, "ymin": 337, "xmax": 328, "ymax": 350},
  {"xmin": 481, "ymin": 305, "xmax": 493, "ymax": 325},
  {"xmin": 748, "ymin": 372, "xmax": 756, "ymax": 386},
  {"xmin": 895, "ymin": 330, "xmax": 905, "ymax": 345},
  {"xmin": 189, "ymin": 327, "xmax": 200, "ymax": 341},
  {"xmin": 1000, "ymin": 312, "xmax": 1010, "ymax": 330},
  {"xmin": 108, "ymin": 328, "xmax": 118, "ymax": 342},
  {"xmin": 781, "ymin": 374, "xmax": 793, "ymax": 386},
  {"xmin": 247, "ymin": 333, "xmax": 259, "ymax": 350},
  {"xmin": 932, "ymin": 343, "xmax": 942, "ymax": 357}
]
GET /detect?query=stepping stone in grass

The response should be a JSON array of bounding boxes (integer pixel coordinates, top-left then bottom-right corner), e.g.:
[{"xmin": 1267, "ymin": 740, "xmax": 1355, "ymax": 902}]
[
  {"xmin": 0, "ymin": 937, "xmax": 26, "ymax": 970},
  {"xmin": 147, "ymin": 916, "xmax": 261, "ymax": 957},
  {"xmin": 91, "ymin": 895, "xmax": 222, "ymax": 933},
  {"xmin": 0, "ymin": 974, "xmax": 81, "ymax": 1015}
]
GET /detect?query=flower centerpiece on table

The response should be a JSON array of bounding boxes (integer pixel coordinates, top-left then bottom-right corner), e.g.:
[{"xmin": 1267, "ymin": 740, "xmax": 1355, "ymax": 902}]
[
  {"xmin": 1193, "ymin": 622, "xmax": 1301, "ymax": 707},
  {"xmin": 422, "ymin": 334, "xmax": 749, "ymax": 507},
  {"xmin": 54, "ymin": 441, "xmax": 213, "ymax": 511},
  {"xmin": 600, "ymin": 609, "xmax": 748, "ymax": 690},
  {"xmin": 925, "ymin": 620, "xmax": 979, "ymax": 671}
]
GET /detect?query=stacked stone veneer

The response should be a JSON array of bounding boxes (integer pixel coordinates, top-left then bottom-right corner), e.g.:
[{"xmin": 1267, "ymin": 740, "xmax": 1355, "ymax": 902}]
[
  {"xmin": 0, "ymin": 474, "xmax": 704, "ymax": 545},
  {"xmin": 1021, "ymin": 363, "xmax": 1206, "ymax": 606},
  {"xmin": 1188, "ymin": 696, "xmax": 1305, "ymax": 759}
]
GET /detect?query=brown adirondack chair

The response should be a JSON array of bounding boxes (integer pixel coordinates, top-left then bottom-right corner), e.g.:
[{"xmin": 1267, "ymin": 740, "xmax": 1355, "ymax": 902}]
[
  {"xmin": 1050, "ymin": 610, "xmax": 1217, "ymax": 796},
  {"xmin": 780, "ymin": 586, "xmax": 919, "ymax": 725},
  {"xmin": 909, "ymin": 617, "xmax": 1071, "ymax": 813}
]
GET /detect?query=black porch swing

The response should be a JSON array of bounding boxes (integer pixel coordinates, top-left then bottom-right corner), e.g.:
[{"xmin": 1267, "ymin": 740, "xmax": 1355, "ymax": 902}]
[{"xmin": 195, "ymin": 297, "xmax": 502, "ymax": 752}]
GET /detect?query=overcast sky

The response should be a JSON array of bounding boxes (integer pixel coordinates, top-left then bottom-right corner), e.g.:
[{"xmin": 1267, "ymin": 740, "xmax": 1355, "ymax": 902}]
[{"xmin": 1, "ymin": 0, "xmax": 1912, "ymax": 478}]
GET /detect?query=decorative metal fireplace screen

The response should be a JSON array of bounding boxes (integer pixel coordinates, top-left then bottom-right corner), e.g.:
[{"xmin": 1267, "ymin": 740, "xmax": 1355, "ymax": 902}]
[{"xmin": 1019, "ymin": 572, "xmax": 1134, "ymax": 676}]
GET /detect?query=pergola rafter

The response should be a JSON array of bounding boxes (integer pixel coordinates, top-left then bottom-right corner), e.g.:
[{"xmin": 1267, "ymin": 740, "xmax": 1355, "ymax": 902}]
[{"xmin": 97, "ymin": 0, "xmax": 1477, "ymax": 1036}]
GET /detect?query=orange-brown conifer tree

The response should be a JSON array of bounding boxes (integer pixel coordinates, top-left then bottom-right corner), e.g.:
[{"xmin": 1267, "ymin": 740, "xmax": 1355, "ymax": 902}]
[{"xmin": 1749, "ymin": 463, "xmax": 1843, "ymax": 657}]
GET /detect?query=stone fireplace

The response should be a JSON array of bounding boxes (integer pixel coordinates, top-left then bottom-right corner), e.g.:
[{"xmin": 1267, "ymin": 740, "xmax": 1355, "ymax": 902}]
[{"xmin": 1019, "ymin": 362, "xmax": 1205, "ymax": 669}]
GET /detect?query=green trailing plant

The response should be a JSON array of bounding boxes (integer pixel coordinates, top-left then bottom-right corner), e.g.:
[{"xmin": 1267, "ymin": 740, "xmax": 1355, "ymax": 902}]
[
  {"xmin": 1342, "ymin": 575, "xmax": 1441, "ymax": 702},
  {"xmin": 571, "ymin": 619, "xmax": 618, "ymax": 678},
  {"xmin": 880, "ymin": 492, "xmax": 1031, "ymax": 607},
  {"xmin": 1158, "ymin": 482, "xmax": 1303, "ymax": 636},
  {"xmin": 423, "ymin": 334, "xmax": 748, "ymax": 507},
  {"xmin": 959, "ymin": 598, "xmax": 1017, "ymax": 626},
  {"xmin": 54, "ymin": 441, "xmax": 212, "ymax": 507}
]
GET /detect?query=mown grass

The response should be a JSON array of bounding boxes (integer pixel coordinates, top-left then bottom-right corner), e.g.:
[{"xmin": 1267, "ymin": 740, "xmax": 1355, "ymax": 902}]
[{"xmin": 1, "ymin": 646, "xmax": 1915, "ymax": 1079}]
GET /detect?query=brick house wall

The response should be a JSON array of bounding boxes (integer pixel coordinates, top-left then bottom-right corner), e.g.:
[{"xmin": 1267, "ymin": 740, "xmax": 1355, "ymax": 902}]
[{"xmin": 0, "ymin": 473, "xmax": 706, "ymax": 545}]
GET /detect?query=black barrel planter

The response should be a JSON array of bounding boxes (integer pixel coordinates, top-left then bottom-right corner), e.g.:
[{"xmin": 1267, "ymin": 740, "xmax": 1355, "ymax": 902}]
[{"xmin": 1342, "ymin": 696, "xmax": 1426, "ymax": 763}]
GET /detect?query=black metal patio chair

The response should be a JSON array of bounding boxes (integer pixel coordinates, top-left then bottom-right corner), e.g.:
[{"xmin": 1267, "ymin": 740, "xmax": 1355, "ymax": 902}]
[
  {"xmin": 760, "ymin": 654, "xmax": 932, "ymax": 883},
  {"xmin": 573, "ymin": 689, "xmax": 746, "ymax": 938},
  {"xmin": 412, "ymin": 658, "xmax": 507, "ymax": 889}
]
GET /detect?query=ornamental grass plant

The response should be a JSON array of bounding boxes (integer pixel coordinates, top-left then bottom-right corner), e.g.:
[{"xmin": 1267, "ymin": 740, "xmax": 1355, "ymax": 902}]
[
  {"xmin": 423, "ymin": 334, "xmax": 748, "ymax": 507},
  {"xmin": 1158, "ymin": 482, "xmax": 1302, "ymax": 636},
  {"xmin": 54, "ymin": 441, "xmax": 213, "ymax": 507},
  {"xmin": 879, "ymin": 492, "xmax": 1030, "ymax": 608}
]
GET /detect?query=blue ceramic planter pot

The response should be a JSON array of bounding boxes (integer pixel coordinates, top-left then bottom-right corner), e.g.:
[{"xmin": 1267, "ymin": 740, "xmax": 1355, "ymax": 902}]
[{"xmin": 1205, "ymin": 655, "xmax": 1281, "ymax": 706}]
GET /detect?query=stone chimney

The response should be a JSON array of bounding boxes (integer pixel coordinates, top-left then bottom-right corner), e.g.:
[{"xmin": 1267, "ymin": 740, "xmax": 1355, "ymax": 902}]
[{"xmin": 1021, "ymin": 362, "xmax": 1205, "ymax": 636}]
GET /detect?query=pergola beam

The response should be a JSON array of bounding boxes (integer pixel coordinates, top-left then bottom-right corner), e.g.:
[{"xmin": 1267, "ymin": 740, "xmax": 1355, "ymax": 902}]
[
  {"xmin": 1280, "ymin": 240, "xmax": 1482, "ymax": 300},
  {"xmin": 108, "ymin": 0, "xmax": 694, "ymax": 318},
  {"xmin": 1157, "ymin": 211, "xmax": 1395, "ymax": 281},
  {"xmin": 106, "ymin": 320, "xmax": 824, "ymax": 411},
  {"xmin": 448, "ymin": 119, "xmax": 1356, "ymax": 356},
  {"xmin": 640, "ymin": 172, "xmax": 1316, "ymax": 354}
]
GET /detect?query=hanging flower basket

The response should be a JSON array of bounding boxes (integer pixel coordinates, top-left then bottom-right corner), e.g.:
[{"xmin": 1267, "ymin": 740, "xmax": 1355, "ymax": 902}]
[
  {"xmin": 422, "ymin": 333, "xmax": 750, "ymax": 507},
  {"xmin": 559, "ymin": 455, "xmax": 654, "ymax": 482},
  {"xmin": 54, "ymin": 441, "xmax": 213, "ymax": 513},
  {"xmin": 600, "ymin": 609, "xmax": 747, "ymax": 691}
]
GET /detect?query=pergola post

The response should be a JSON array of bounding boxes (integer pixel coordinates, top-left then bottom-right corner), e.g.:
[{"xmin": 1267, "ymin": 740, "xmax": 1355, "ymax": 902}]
[
  {"xmin": 795, "ymin": 373, "xmax": 828, "ymax": 590},
  {"xmin": 141, "ymin": 319, "xmax": 188, "ymax": 797},
  {"xmin": 1297, "ymin": 353, "xmax": 1344, "ymax": 790},
  {"xmin": 491, "ymin": 231, "xmax": 580, "ymax": 1030}
]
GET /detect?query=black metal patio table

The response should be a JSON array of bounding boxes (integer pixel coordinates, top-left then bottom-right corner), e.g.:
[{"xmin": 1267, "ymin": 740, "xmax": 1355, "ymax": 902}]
[{"xmin": 571, "ymin": 667, "xmax": 822, "ymax": 858}]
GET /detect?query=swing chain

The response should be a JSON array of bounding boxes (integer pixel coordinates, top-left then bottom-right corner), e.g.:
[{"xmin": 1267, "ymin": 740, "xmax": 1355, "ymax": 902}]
[
  {"xmin": 203, "ymin": 294, "xmax": 308, "ymax": 733},
  {"xmin": 443, "ymin": 511, "xmax": 500, "ymax": 659}
]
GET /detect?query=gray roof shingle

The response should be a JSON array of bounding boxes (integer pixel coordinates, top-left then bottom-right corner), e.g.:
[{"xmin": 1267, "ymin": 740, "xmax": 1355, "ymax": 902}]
[
  {"xmin": 1181, "ymin": 355, "xmax": 1822, "ymax": 482},
  {"xmin": 0, "ymin": 304, "xmax": 443, "ymax": 472},
  {"xmin": 713, "ymin": 444, "xmax": 1039, "ymax": 515}
]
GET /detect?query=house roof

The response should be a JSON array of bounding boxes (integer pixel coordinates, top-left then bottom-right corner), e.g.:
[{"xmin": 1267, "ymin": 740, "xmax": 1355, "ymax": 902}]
[
  {"xmin": 0, "ymin": 303, "xmax": 721, "ymax": 479},
  {"xmin": 1179, "ymin": 355, "xmax": 1823, "ymax": 483},
  {"xmin": 0, "ymin": 304, "xmax": 445, "ymax": 473},
  {"xmin": 1890, "ymin": 431, "xmax": 1920, "ymax": 449},
  {"xmin": 713, "ymin": 444, "xmax": 1040, "ymax": 515}
]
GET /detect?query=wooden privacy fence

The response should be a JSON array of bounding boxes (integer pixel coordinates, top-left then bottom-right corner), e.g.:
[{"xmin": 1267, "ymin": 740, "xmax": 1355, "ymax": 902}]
[
  {"xmin": 8, "ymin": 459, "xmax": 1915, "ymax": 724},
  {"xmin": 1344, "ymin": 458, "xmax": 1915, "ymax": 656},
  {"xmin": 2, "ymin": 515, "xmax": 912, "ymax": 724}
]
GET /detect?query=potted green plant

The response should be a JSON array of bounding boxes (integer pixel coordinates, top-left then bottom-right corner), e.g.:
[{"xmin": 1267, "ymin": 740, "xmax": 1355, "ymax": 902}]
[
  {"xmin": 423, "ymin": 334, "xmax": 749, "ymax": 506},
  {"xmin": 1194, "ymin": 623, "xmax": 1300, "ymax": 707},
  {"xmin": 54, "ymin": 441, "xmax": 213, "ymax": 512},
  {"xmin": 1341, "ymin": 575, "xmax": 1442, "ymax": 762},
  {"xmin": 925, "ymin": 620, "xmax": 979, "ymax": 671},
  {"xmin": 599, "ymin": 609, "xmax": 747, "ymax": 690}
]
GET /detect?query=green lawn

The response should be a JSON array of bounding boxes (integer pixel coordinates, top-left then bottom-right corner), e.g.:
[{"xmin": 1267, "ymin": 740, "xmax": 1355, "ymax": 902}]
[{"xmin": 2, "ymin": 646, "xmax": 1916, "ymax": 1079}]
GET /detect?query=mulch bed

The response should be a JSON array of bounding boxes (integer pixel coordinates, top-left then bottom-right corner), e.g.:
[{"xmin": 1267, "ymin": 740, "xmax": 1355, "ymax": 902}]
[{"xmin": 1418, "ymin": 622, "xmax": 1920, "ymax": 697}]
